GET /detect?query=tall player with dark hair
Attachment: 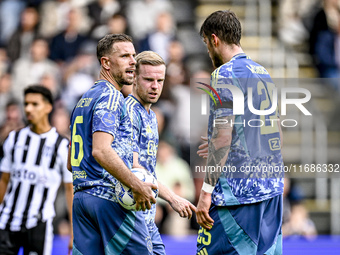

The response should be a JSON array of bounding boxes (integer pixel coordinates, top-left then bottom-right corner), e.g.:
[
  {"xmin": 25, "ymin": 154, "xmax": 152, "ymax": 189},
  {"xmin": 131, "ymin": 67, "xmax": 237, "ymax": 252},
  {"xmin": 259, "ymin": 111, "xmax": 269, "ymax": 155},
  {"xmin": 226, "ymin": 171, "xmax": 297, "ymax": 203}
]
[
  {"xmin": 0, "ymin": 85, "xmax": 73, "ymax": 255},
  {"xmin": 196, "ymin": 10, "xmax": 284, "ymax": 255}
]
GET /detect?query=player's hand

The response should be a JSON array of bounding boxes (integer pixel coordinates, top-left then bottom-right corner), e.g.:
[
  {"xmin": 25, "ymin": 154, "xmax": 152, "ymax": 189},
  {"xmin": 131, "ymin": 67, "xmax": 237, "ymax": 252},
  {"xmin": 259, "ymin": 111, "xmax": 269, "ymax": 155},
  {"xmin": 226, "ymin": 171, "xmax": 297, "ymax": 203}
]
[
  {"xmin": 132, "ymin": 181, "xmax": 157, "ymax": 211},
  {"xmin": 196, "ymin": 190, "xmax": 214, "ymax": 230},
  {"xmin": 169, "ymin": 194, "xmax": 197, "ymax": 220},
  {"xmin": 197, "ymin": 136, "xmax": 208, "ymax": 159}
]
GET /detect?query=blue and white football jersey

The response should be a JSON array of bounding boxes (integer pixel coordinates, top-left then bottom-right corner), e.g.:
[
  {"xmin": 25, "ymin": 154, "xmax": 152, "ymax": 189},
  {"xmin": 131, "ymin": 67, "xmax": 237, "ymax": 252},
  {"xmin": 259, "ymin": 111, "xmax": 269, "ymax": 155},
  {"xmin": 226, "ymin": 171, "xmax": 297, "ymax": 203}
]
[
  {"xmin": 125, "ymin": 95, "xmax": 159, "ymax": 231},
  {"xmin": 70, "ymin": 80, "xmax": 133, "ymax": 202},
  {"xmin": 208, "ymin": 53, "xmax": 284, "ymax": 206}
]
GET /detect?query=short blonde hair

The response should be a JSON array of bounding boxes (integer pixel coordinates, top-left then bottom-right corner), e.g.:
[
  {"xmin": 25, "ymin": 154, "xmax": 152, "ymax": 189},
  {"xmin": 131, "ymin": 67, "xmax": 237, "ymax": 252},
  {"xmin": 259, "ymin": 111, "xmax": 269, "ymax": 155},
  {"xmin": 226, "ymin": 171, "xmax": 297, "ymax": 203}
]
[{"xmin": 135, "ymin": 51, "xmax": 165, "ymax": 75}]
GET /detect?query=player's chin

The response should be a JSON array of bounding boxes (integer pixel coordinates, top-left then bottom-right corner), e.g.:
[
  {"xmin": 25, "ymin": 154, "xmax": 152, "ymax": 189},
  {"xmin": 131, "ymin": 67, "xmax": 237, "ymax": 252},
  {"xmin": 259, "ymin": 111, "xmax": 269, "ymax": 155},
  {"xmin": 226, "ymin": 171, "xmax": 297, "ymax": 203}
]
[{"xmin": 123, "ymin": 77, "xmax": 134, "ymax": 85}]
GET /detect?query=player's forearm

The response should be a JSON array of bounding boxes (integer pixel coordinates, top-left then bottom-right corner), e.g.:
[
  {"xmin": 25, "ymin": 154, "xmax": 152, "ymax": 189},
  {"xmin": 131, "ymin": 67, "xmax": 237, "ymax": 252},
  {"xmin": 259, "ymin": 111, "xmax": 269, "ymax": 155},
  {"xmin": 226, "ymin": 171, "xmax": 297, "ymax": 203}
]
[
  {"xmin": 67, "ymin": 146, "xmax": 72, "ymax": 172},
  {"xmin": 64, "ymin": 182, "xmax": 73, "ymax": 237},
  {"xmin": 204, "ymin": 116, "xmax": 233, "ymax": 189},
  {"xmin": 0, "ymin": 173, "xmax": 10, "ymax": 204},
  {"xmin": 92, "ymin": 146, "xmax": 142, "ymax": 190},
  {"xmin": 157, "ymin": 181, "xmax": 175, "ymax": 204}
]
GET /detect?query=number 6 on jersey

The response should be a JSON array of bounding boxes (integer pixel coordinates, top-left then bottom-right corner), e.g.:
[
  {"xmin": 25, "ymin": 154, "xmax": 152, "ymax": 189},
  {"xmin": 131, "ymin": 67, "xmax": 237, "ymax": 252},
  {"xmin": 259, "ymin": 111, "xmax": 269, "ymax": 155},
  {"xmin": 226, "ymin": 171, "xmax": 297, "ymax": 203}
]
[{"xmin": 71, "ymin": 116, "xmax": 84, "ymax": 166}]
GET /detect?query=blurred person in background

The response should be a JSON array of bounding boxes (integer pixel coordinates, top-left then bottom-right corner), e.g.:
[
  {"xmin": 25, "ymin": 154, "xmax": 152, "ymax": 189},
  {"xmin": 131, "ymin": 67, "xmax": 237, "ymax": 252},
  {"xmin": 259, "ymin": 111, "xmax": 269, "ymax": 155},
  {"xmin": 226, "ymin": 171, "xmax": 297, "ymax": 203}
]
[
  {"xmin": 278, "ymin": 0, "xmax": 318, "ymax": 46},
  {"xmin": 107, "ymin": 13, "xmax": 129, "ymax": 35},
  {"xmin": 49, "ymin": 7, "xmax": 89, "ymax": 66},
  {"xmin": 139, "ymin": 11, "xmax": 175, "ymax": 62},
  {"xmin": 11, "ymin": 37, "xmax": 60, "ymax": 103},
  {"xmin": 39, "ymin": 72, "xmax": 62, "ymax": 100},
  {"xmin": 0, "ymin": 85, "xmax": 73, "ymax": 254},
  {"xmin": 61, "ymin": 40, "xmax": 100, "ymax": 112},
  {"xmin": 0, "ymin": 73, "xmax": 13, "ymax": 124},
  {"xmin": 282, "ymin": 177, "xmax": 317, "ymax": 239},
  {"xmin": 309, "ymin": 0, "xmax": 340, "ymax": 91},
  {"xmin": 126, "ymin": 0, "xmax": 173, "ymax": 43},
  {"xmin": 165, "ymin": 40, "xmax": 191, "ymax": 164},
  {"xmin": 87, "ymin": 0, "xmax": 121, "ymax": 39},
  {"xmin": 0, "ymin": 0, "xmax": 26, "ymax": 45},
  {"xmin": 0, "ymin": 100, "xmax": 25, "ymax": 162},
  {"xmin": 6, "ymin": 5, "xmax": 40, "ymax": 63},
  {"xmin": 51, "ymin": 105, "xmax": 71, "ymax": 139},
  {"xmin": 0, "ymin": 46, "xmax": 10, "ymax": 77},
  {"xmin": 155, "ymin": 140, "xmax": 195, "ymax": 235},
  {"xmin": 39, "ymin": 0, "xmax": 72, "ymax": 39}
]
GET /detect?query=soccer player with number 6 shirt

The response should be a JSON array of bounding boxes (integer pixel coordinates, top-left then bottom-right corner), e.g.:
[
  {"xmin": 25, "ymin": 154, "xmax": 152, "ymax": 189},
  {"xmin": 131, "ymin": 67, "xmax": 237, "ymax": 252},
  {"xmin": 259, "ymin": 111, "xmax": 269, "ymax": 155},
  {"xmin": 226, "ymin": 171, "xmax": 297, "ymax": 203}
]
[{"xmin": 68, "ymin": 34, "xmax": 158, "ymax": 255}]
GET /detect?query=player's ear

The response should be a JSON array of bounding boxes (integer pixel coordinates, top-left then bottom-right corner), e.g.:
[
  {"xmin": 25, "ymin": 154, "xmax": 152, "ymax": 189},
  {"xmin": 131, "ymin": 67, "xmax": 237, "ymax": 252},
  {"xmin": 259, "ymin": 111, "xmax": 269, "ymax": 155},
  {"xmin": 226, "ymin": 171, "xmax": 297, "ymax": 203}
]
[
  {"xmin": 211, "ymin": 34, "xmax": 219, "ymax": 47},
  {"xmin": 45, "ymin": 103, "xmax": 53, "ymax": 115},
  {"xmin": 101, "ymin": 56, "xmax": 110, "ymax": 70}
]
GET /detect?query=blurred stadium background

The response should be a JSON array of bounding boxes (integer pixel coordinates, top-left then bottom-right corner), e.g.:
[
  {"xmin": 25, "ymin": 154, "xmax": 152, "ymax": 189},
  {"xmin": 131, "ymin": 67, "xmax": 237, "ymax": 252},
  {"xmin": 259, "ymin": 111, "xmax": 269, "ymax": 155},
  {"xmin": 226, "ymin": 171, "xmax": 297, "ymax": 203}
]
[{"xmin": 0, "ymin": 0, "xmax": 339, "ymax": 254}]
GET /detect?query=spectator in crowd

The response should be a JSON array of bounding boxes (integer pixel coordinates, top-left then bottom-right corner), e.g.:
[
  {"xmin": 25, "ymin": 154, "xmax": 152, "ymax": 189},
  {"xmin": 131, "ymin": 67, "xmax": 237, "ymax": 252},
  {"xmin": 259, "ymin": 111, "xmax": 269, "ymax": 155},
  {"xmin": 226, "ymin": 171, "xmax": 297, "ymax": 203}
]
[
  {"xmin": 51, "ymin": 105, "xmax": 71, "ymax": 139},
  {"xmin": 155, "ymin": 140, "xmax": 195, "ymax": 234},
  {"xmin": 0, "ymin": 46, "xmax": 10, "ymax": 77},
  {"xmin": 0, "ymin": 100, "xmax": 25, "ymax": 161},
  {"xmin": 11, "ymin": 37, "xmax": 59, "ymax": 103},
  {"xmin": 7, "ymin": 5, "xmax": 40, "ymax": 63},
  {"xmin": 278, "ymin": 0, "xmax": 318, "ymax": 46},
  {"xmin": 282, "ymin": 177, "xmax": 317, "ymax": 239},
  {"xmin": 87, "ymin": 0, "xmax": 121, "ymax": 39},
  {"xmin": 39, "ymin": 0, "xmax": 72, "ymax": 38},
  {"xmin": 107, "ymin": 13, "xmax": 129, "ymax": 35},
  {"xmin": 139, "ymin": 11, "xmax": 175, "ymax": 62},
  {"xmin": 61, "ymin": 40, "xmax": 99, "ymax": 112},
  {"xmin": 49, "ymin": 7, "xmax": 89, "ymax": 65},
  {"xmin": 309, "ymin": 0, "xmax": 340, "ymax": 90},
  {"xmin": 0, "ymin": 0, "xmax": 26, "ymax": 45},
  {"xmin": 0, "ymin": 73, "xmax": 13, "ymax": 124},
  {"xmin": 40, "ymin": 72, "xmax": 62, "ymax": 100},
  {"xmin": 126, "ymin": 0, "xmax": 173, "ymax": 42}
]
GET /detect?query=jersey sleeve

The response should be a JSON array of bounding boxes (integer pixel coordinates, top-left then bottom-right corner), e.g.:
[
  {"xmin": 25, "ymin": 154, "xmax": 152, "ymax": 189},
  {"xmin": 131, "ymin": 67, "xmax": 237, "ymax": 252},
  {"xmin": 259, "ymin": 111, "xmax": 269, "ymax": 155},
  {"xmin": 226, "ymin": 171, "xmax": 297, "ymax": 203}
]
[
  {"xmin": 130, "ymin": 107, "xmax": 141, "ymax": 154},
  {"xmin": 0, "ymin": 131, "xmax": 15, "ymax": 173},
  {"xmin": 58, "ymin": 138, "xmax": 73, "ymax": 183},
  {"xmin": 92, "ymin": 90, "xmax": 122, "ymax": 138}
]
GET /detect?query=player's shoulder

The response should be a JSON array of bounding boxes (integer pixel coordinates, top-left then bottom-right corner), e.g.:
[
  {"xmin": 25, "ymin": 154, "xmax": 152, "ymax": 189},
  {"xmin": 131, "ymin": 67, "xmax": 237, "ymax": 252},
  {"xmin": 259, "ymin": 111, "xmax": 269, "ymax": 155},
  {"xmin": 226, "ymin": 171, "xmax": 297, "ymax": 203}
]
[
  {"xmin": 125, "ymin": 95, "xmax": 142, "ymax": 112},
  {"xmin": 233, "ymin": 55, "xmax": 270, "ymax": 77},
  {"xmin": 5, "ymin": 126, "xmax": 27, "ymax": 143},
  {"xmin": 50, "ymin": 128, "xmax": 69, "ymax": 143},
  {"xmin": 94, "ymin": 80, "xmax": 122, "ymax": 98}
]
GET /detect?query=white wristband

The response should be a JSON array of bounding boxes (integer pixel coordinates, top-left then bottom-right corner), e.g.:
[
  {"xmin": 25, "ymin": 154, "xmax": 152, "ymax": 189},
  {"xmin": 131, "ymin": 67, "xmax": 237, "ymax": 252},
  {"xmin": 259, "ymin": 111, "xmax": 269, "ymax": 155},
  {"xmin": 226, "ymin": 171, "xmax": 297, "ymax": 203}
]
[{"xmin": 202, "ymin": 182, "xmax": 215, "ymax": 193}]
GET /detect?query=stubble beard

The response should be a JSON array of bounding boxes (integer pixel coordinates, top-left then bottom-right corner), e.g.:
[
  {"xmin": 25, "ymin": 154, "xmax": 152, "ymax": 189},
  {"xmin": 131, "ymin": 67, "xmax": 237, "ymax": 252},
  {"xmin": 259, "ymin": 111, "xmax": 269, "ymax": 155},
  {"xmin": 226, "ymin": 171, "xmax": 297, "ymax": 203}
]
[
  {"xmin": 212, "ymin": 52, "xmax": 224, "ymax": 69},
  {"xmin": 115, "ymin": 71, "xmax": 134, "ymax": 86}
]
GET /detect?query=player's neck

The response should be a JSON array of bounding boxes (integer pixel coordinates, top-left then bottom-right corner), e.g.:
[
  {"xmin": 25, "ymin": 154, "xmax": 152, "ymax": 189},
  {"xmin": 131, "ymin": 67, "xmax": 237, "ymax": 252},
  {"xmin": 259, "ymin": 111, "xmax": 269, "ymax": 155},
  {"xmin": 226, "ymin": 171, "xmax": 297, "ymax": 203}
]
[
  {"xmin": 222, "ymin": 45, "xmax": 244, "ymax": 63},
  {"xmin": 30, "ymin": 120, "xmax": 52, "ymax": 134},
  {"xmin": 132, "ymin": 92, "xmax": 151, "ymax": 113},
  {"xmin": 99, "ymin": 69, "xmax": 122, "ymax": 91}
]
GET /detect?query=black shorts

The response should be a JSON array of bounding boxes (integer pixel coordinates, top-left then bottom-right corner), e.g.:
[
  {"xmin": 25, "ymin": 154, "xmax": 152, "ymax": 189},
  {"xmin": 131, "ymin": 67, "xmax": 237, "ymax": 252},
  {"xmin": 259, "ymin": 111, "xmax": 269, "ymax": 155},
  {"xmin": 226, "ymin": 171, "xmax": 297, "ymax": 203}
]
[{"xmin": 0, "ymin": 219, "xmax": 53, "ymax": 255}]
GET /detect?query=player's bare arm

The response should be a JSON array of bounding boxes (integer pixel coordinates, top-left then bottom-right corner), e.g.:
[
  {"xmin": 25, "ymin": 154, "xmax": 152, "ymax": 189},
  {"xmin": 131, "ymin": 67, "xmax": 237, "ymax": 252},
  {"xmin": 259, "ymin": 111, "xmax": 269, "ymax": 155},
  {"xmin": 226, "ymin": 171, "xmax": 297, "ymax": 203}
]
[
  {"xmin": 67, "ymin": 145, "xmax": 72, "ymax": 172},
  {"xmin": 197, "ymin": 115, "xmax": 234, "ymax": 230},
  {"xmin": 0, "ymin": 172, "xmax": 10, "ymax": 203},
  {"xmin": 157, "ymin": 181, "xmax": 197, "ymax": 219},
  {"xmin": 132, "ymin": 150, "xmax": 196, "ymax": 218},
  {"xmin": 204, "ymin": 115, "xmax": 234, "ymax": 187},
  {"xmin": 92, "ymin": 131, "xmax": 157, "ymax": 211},
  {"xmin": 64, "ymin": 182, "xmax": 73, "ymax": 253}
]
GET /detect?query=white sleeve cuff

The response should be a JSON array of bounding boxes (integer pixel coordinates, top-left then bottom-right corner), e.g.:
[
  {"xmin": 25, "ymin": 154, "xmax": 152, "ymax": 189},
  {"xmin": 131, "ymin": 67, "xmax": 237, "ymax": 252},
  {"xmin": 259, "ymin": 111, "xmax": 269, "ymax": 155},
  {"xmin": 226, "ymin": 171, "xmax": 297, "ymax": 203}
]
[{"xmin": 202, "ymin": 182, "xmax": 215, "ymax": 193}]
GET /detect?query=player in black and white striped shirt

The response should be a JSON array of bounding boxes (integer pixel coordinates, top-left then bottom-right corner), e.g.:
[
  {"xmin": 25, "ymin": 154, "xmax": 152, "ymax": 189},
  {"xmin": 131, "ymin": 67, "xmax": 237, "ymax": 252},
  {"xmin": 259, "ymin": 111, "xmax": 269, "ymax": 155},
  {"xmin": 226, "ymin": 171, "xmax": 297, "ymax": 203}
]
[{"xmin": 0, "ymin": 85, "xmax": 73, "ymax": 255}]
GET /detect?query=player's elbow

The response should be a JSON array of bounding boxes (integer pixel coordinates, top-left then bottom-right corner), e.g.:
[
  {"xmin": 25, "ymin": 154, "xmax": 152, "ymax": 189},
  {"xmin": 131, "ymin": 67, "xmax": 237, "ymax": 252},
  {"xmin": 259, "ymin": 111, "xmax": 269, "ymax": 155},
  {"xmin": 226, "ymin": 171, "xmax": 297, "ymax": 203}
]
[{"xmin": 92, "ymin": 148, "xmax": 102, "ymax": 161}]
